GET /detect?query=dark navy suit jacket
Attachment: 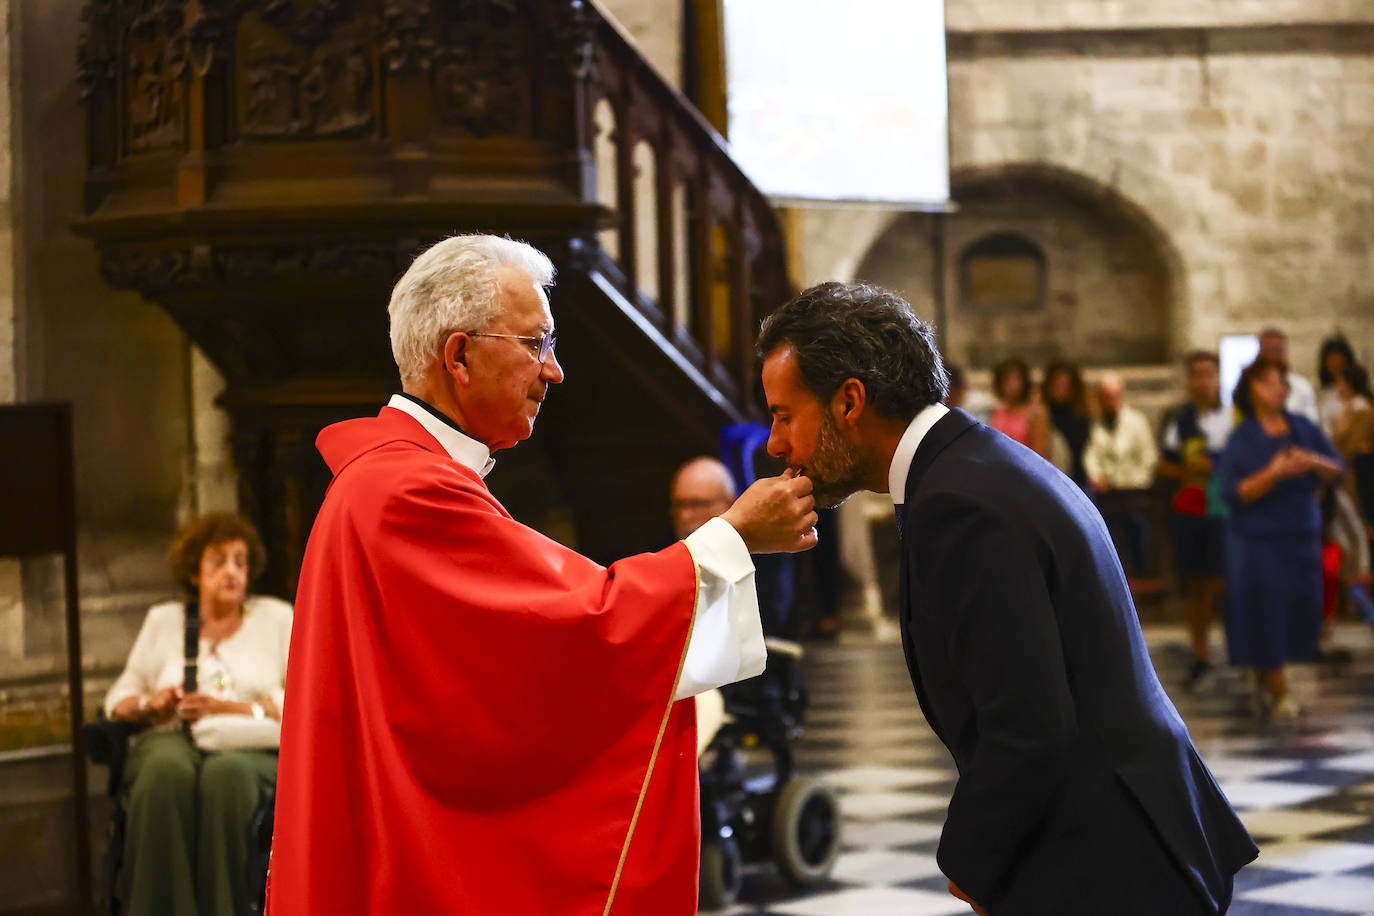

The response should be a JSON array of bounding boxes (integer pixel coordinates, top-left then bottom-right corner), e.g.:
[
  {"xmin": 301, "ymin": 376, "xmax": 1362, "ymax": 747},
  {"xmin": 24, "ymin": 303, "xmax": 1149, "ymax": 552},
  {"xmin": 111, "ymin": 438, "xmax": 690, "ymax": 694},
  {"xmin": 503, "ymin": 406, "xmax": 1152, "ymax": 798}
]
[{"xmin": 897, "ymin": 409, "xmax": 1256, "ymax": 913}]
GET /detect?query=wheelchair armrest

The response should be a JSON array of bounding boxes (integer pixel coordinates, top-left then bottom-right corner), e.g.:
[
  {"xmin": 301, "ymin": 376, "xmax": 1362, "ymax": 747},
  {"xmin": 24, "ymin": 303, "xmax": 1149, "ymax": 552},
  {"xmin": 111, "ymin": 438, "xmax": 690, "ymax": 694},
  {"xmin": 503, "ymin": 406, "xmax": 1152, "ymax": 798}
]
[{"xmin": 80, "ymin": 718, "xmax": 146, "ymax": 798}]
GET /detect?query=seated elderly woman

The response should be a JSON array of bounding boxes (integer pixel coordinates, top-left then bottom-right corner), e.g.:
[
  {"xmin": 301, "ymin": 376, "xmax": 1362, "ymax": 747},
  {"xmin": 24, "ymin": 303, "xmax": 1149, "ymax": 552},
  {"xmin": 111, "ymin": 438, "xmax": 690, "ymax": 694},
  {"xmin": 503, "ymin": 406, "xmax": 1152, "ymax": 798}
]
[{"xmin": 103, "ymin": 513, "xmax": 292, "ymax": 916}]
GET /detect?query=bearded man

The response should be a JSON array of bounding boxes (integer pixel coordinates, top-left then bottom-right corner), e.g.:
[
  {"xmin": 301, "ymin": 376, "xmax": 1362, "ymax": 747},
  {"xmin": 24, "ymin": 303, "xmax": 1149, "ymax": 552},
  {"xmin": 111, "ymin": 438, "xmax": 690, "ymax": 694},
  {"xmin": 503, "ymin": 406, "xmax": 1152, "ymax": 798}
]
[{"xmin": 756, "ymin": 281, "xmax": 1255, "ymax": 915}]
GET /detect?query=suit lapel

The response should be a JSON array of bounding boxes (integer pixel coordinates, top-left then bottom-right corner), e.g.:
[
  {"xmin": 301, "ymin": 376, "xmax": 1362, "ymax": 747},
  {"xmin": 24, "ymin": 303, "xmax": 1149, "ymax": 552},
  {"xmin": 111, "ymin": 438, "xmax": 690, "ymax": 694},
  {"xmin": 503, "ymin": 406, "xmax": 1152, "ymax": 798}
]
[
  {"xmin": 897, "ymin": 409, "xmax": 978, "ymax": 747},
  {"xmin": 901, "ymin": 408, "xmax": 977, "ymax": 506}
]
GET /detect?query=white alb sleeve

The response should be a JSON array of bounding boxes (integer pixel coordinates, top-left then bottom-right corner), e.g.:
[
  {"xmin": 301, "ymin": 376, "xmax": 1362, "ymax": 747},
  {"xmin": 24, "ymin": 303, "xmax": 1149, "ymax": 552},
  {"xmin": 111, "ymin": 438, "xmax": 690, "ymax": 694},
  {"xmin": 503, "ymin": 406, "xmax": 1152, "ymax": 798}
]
[{"xmin": 675, "ymin": 517, "xmax": 767, "ymax": 700}]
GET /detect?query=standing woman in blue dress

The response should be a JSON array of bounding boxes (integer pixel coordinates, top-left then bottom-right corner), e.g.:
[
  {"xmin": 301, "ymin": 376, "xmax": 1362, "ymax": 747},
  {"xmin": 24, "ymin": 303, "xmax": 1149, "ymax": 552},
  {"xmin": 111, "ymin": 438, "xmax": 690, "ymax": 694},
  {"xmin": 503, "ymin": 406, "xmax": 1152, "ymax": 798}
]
[{"xmin": 1219, "ymin": 356, "xmax": 1345, "ymax": 721}]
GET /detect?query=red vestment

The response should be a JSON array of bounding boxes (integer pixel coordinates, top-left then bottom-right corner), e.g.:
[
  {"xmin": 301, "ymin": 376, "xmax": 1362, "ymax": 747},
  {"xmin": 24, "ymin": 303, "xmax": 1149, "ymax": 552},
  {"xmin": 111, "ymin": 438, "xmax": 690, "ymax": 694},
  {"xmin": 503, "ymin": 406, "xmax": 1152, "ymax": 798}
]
[{"xmin": 267, "ymin": 407, "xmax": 701, "ymax": 915}]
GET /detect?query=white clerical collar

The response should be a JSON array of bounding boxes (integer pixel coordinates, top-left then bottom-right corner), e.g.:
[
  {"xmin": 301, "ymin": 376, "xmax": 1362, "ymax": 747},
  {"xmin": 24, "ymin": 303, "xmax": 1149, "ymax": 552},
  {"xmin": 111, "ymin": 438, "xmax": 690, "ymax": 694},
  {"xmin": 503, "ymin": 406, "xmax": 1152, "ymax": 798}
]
[
  {"xmin": 888, "ymin": 402, "xmax": 950, "ymax": 507},
  {"xmin": 387, "ymin": 394, "xmax": 496, "ymax": 478}
]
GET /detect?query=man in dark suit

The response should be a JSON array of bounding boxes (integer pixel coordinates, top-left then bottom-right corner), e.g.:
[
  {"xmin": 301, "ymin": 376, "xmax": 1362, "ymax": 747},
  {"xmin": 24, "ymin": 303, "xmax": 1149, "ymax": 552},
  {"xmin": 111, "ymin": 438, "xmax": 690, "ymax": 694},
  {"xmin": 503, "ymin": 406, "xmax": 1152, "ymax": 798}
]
[{"xmin": 757, "ymin": 282, "xmax": 1256, "ymax": 914}]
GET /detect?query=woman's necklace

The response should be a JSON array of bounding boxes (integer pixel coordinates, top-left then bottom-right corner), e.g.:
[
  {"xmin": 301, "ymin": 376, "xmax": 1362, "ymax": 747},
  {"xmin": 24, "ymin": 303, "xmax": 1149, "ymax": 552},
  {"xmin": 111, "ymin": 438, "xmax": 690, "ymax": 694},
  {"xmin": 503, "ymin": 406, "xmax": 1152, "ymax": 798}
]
[{"xmin": 200, "ymin": 608, "xmax": 244, "ymax": 645}]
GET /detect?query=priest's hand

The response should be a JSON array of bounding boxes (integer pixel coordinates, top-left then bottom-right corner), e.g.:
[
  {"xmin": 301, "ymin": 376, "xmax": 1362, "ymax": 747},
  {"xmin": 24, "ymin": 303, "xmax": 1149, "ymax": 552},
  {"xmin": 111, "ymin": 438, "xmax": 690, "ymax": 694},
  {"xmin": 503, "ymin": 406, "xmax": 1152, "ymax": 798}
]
[{"xmin": 722, "ymin": 468, "xmax": 818, "ymax": 554}]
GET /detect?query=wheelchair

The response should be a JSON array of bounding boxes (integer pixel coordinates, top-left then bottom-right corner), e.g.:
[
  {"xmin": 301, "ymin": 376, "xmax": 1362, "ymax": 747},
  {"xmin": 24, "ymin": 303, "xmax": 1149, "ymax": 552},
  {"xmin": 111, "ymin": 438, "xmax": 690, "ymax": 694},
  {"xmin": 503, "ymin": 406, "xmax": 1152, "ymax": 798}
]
[
  {"xmin": 80, "ymin": 718, "xmax": 274, "ymax": 916},
  {"xmin": 697, "ymin": 639, "xmax": 841, "ymax": 909}
]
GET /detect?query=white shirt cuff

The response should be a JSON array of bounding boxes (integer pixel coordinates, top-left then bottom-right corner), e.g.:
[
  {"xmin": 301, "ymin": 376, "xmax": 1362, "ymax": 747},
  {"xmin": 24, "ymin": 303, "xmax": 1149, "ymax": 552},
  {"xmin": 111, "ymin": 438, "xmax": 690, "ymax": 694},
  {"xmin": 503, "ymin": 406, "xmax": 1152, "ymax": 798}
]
[
  {"xmin": 676, "ymin": 517, "xmax": 766, "ymax": 699},
  {"xmin": 684, "ymin": 516, "xmax": 755, "ymax": 583}
]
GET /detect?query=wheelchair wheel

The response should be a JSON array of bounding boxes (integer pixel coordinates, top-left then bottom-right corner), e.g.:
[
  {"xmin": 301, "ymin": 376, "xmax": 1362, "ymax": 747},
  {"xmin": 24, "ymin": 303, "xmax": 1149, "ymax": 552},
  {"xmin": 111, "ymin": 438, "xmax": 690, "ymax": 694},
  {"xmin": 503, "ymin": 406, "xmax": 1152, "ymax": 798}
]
[
  {"xmin": 771, "ymin": 775, "xmax": 840, "ymax": 886},
  {"xmin": 698, "ymin": 835, "xmax": 743, "ymax": 911}
]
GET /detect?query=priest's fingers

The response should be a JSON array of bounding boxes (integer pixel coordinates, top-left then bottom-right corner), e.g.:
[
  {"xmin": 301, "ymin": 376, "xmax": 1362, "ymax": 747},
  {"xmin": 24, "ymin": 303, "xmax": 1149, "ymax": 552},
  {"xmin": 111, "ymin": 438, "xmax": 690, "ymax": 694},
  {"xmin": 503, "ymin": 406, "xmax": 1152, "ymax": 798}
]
[
  {"xmin": 724, "ymin": 473, "xmax": 818, "ymax": 552},
  {"xmin": 777, "ymin": 525, "xmax": 819, "ymax": 554}
]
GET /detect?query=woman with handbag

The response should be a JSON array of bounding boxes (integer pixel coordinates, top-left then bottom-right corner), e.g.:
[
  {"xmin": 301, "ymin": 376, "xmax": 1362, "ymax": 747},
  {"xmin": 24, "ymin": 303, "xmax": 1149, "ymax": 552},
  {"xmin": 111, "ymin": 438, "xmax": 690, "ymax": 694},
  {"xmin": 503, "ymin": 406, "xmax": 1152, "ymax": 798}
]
[{"xmin": 104, "ymin": 513, "xmax": 293, "ymax": 916}]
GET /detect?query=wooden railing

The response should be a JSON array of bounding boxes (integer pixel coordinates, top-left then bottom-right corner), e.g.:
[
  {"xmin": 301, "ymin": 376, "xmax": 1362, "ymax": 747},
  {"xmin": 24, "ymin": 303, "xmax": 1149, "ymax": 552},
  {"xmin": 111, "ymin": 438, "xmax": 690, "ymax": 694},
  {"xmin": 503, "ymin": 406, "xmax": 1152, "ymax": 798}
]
[{"xmin": 572, "ymin": 0, "xmax": 792, "ymax": 411}]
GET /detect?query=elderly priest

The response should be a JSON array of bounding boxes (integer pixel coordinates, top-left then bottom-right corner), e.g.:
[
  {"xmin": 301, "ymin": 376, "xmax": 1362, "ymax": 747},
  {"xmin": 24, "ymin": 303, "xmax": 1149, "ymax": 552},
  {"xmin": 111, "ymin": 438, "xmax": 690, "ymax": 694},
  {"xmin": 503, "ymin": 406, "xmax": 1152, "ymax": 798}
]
[{"xmin": 266, "ymin": 235, "xmax": 818, "ymax": 915}]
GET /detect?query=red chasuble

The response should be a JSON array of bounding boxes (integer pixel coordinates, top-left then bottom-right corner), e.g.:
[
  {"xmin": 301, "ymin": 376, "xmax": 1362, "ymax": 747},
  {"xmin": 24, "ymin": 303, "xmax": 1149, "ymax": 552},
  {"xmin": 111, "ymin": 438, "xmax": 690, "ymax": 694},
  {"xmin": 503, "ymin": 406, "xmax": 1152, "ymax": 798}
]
[{"xmin": 266, "ymin": 407, "xmax": 702, "ymax": 915}]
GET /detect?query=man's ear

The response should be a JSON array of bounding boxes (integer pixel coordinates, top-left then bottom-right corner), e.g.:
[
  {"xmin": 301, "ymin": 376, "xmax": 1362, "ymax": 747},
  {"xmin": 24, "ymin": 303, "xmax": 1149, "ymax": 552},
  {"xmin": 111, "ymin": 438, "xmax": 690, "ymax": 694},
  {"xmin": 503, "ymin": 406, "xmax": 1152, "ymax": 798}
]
[
  {"xmin": 443, "ymin": 332, "xmax": 472, "ymax": 385},
  {"xmin": 831, "ymin": 377, "xmax": 868, "ymax": 428}
]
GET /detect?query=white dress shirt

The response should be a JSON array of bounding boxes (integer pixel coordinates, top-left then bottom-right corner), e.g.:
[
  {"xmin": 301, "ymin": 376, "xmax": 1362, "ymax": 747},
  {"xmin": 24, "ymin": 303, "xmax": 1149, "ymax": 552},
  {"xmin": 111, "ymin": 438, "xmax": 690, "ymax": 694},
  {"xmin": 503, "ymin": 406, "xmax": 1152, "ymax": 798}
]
[
  {"xmin": 1286, "ymin": 372, "xmax": 1319, "ymax": 424},
  {"xmin": 888, "ymin": 403, "xmax": 951, "ymax": 508},
  {"xmin": 386, "ymin": 395, "xmax": 765, "ymax": 700},
  {"xmin": 1161, "ymin": 404, "xmax": 1233, "ymax": 454}
]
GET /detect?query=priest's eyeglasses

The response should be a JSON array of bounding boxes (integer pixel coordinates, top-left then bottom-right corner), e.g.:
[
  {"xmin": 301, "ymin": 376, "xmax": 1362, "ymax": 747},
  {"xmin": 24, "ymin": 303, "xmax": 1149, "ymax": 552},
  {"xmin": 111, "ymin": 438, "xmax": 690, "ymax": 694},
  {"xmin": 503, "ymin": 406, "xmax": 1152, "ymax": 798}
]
[{"xmin": 468, "ymin": 331, "xmax": 558, "ymax": 364}]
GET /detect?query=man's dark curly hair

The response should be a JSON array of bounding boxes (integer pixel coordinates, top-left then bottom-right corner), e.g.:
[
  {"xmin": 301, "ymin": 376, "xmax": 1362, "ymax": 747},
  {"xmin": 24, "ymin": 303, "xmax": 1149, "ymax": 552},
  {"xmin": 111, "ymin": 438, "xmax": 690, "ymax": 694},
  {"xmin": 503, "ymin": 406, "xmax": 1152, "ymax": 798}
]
[
  {"xmin": 168, "ymin": 512, "xmax": 267, "ymax": 594},
  {"xmin": 757, "ymin": 282, "xmax": 948, "ymax": 421}
]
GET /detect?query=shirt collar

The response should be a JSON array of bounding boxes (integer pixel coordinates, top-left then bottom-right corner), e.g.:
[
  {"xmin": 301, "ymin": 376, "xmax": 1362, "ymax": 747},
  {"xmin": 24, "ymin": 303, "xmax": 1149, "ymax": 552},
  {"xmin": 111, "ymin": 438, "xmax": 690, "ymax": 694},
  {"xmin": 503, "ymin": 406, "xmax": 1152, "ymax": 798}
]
[
  {"xmin": 388, "ymin": 394, "xmax": 496, "ymax": 478},
  {"xmin": 888, "ymin": 402, "xmax": 950, "ymax": 507}
]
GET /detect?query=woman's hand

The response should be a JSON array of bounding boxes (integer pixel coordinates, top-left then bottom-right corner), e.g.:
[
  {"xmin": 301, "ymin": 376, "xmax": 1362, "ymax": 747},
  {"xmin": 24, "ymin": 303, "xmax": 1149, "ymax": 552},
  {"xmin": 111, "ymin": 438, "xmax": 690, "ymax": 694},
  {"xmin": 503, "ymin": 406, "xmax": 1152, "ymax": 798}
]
[
  {"xmin": 178, "ymin": 692, "xmax": 228, "ymax": 722},
  {"xmin": 177, "ymin": 692, "xmax": 257, "ymax": 722},
  {"xmin": 144, "ymin": 686, "xmax": 182, "ymax": 724},
  {"xmin": 1264, "ymin": 447, "xmax": 1309, "ymax": 480},
  {"xmin": 1293, "ymin": 448, "xmax": 1344, "ymax": 481},
  {"xmin": 113, "ymin": 686, "xmax": 182, "ymax": 725}
]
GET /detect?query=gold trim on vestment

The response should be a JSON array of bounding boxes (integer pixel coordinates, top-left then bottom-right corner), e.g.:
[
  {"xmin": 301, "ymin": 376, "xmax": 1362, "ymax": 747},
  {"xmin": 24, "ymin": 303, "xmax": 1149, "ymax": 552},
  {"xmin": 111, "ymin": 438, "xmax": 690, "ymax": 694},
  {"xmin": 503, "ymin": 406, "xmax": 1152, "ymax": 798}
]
[{"xmin": 603, "ymin": 554, "xmax": 701, "ymax": 915}]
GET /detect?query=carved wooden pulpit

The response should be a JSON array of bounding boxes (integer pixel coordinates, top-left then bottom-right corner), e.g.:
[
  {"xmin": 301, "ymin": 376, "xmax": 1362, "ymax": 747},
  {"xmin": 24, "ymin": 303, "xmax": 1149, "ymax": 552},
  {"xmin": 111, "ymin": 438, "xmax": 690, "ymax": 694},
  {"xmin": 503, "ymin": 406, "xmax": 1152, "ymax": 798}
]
[{"xmin": 77, "ymin": 0, "xmax": 789, "ymax": 592}]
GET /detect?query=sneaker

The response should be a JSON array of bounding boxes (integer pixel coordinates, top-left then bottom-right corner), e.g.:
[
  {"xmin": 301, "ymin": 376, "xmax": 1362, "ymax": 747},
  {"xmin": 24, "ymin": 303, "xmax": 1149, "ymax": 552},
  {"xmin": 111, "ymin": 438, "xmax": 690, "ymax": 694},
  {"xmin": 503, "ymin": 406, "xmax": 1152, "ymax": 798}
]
[
  {"xmin": 1270, "ymin": 694, "xmax": 1301, "ymax": 724},
  {"xmin": 1183, "ymin": 658, "xmax": 1214, "ymax": 692}
]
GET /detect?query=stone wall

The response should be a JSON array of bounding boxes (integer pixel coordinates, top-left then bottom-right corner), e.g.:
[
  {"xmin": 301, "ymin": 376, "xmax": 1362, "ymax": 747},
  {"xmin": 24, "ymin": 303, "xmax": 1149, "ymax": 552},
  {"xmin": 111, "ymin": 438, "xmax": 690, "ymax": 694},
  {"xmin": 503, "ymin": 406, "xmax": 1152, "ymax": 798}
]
[
  {"xmin": 597, "ymin": 0, "xmax": 683, "ymax": 88},
  {"xmin": 4, "ymin": 0, "xmax": 195, "ymax": 684},
  {"xmin": 944, "ymin": 0, "xmax": 1374, "ymax": 30},
  {"xmin": 855, "ymin": 179, "xmax": 1174, "ymax": 369},
  {"xmin": 0, "ymin": 0, "xmax": 209, "ymax": 904},
  {"xmin": 0, "ymin": 0, "xmax": 13, "ymax": 405},
  {"xmin": 0, "ymin": 0, "xmax": 21, "ymax": 673},
  {"xmin": 792, "ymin": 6, "xmax": 1374, "ymax": 377}
]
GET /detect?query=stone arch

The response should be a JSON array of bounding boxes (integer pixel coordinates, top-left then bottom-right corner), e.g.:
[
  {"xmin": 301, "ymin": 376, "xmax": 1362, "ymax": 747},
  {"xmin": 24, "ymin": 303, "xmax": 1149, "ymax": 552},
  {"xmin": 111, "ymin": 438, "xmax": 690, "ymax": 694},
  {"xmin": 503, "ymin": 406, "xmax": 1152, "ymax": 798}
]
[{"xmin": 854, "ymin": 162, "xmax": 1186, "ymax": 369}]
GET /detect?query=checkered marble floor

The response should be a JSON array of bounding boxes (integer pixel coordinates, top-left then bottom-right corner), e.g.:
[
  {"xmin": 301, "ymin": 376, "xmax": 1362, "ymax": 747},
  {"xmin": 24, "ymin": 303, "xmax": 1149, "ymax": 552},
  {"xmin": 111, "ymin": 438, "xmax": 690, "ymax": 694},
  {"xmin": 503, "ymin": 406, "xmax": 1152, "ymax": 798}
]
[{"xmin": 707, "ymin": 624, "xmax": 1374, "ymax": 915}]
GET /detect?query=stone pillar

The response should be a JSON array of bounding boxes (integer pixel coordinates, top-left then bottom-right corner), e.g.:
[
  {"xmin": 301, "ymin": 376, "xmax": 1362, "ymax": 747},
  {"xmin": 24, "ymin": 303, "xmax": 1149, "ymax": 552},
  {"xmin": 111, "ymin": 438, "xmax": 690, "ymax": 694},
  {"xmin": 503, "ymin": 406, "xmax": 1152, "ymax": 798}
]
[
  {"xmin": 187, "ymin": 346, "xmax": 238, "ymax": 516},
  {"xmin": 0, "ymin": 0, "xmax": 21, "ymax": 663}
]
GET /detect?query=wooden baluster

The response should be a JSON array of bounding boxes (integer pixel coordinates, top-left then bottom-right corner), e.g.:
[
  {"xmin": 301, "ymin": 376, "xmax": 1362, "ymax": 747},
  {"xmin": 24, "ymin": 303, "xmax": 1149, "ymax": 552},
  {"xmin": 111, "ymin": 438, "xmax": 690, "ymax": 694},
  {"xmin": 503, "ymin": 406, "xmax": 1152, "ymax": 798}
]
[
  {"xmin": 615, "ymin": 97, "xmax": 639, "ymax": 299},
  {"xmin": 729, "ymin": 206, "xmax": 754, "ymax": 401},
  {"xmin": 655, "ymin": 127, "xmax": 678, "ymax": 331},
  {"xmin": 690, "ymin": 178, "xmax": 716, "ymax": 364}
]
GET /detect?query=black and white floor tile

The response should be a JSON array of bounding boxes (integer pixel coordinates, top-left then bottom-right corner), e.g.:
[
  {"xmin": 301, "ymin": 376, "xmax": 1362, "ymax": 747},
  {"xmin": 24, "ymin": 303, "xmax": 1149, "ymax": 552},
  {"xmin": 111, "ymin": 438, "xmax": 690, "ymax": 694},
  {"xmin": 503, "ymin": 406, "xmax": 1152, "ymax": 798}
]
[{"xmin": 707, "ymin": 624, "xmax": 1374, "ymax": 915}]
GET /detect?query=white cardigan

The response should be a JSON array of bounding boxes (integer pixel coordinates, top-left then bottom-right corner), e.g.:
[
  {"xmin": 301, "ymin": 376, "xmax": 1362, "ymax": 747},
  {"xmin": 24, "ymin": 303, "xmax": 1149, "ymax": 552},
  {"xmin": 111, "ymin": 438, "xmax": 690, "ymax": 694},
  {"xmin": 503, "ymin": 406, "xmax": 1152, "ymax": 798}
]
[
  {"xmin": 104, "ymin": 595, "xmax": 293, "ymax": 720},
  {"xmin": 1083, "ymin": 405, "xmax": 1160, "ymax": 490}
]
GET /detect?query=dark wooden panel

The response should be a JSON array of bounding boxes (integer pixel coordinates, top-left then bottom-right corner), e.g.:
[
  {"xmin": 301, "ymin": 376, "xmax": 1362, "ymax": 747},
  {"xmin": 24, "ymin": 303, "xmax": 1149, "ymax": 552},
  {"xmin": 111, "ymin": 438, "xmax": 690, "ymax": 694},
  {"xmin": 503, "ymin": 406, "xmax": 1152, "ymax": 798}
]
[{"xmin": 0, "ymin": 404, "xmax": 75, "ymax": 557}]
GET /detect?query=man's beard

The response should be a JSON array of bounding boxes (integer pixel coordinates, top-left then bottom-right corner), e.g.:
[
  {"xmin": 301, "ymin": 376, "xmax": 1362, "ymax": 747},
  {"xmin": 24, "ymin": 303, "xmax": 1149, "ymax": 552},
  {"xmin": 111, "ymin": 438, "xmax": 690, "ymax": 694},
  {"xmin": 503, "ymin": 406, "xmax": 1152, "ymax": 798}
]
[{"xmin": 806, "ymin": 413, "xmax": 871, "ymax": 509}]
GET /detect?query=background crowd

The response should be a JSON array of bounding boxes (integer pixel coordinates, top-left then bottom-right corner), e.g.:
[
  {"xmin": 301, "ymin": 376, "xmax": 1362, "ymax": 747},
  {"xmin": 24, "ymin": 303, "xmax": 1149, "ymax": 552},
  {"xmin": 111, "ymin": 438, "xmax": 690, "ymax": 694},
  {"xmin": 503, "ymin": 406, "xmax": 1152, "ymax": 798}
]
[
  {"xmin": 943, "ymin": 327, "xmax": 1374, "ymax": 722},
  {"xmin": 99, "ymin": 323, "xmax": 1374, "ymax": 913}
]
